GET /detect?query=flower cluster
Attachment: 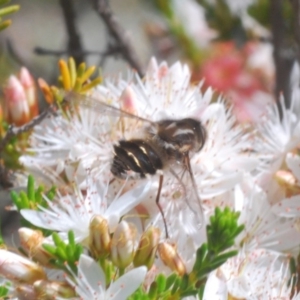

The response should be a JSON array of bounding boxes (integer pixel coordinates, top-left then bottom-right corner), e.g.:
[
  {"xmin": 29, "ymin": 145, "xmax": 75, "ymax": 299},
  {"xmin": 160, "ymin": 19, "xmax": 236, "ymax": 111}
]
[{"xmin": 1, "ymin": 58, "xmax": 300, "ymax": 299}]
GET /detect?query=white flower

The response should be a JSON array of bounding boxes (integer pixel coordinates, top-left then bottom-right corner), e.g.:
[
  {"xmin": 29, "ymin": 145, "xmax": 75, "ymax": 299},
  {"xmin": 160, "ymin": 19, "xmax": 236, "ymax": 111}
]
[
  {"xmin": 234, "ymin": 177, "xmax": 300, "ymax": 252},
  {"xmin": 255, "ymin": 88, "xmax": 300, "ymax": 204},
  {"xmin": 66, "ymin": 254, "xmax": 147, "ymax": 300},
  {"xmin": 19, "ymin": 59, "xmax": 259, "ymax": 246},
  {"xmin": 256, "ymin": 95, "xmax": 300, "ymax": 171},
  {"xmin": 272, "ymin": 152, "xmax": 300, "ymax": 218},
  {"xmin": 20, "ymin": 179, "xmax": 150, "ymax": 243},
  {"xmin": 216, "ymin": 249, "xmax": 292, "ymax": 299},
  {"xmin": 19, "ymin": 103, "xmax": 113, "ymax": 187},
  {"xmin": 101, "ymin": 58, "xmax": 258, "ymax": 224}
]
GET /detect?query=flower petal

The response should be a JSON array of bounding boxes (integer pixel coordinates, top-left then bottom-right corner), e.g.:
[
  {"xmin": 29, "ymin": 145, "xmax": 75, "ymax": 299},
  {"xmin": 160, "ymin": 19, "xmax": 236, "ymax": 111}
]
[{"xmin": 106, "ymin": 266, "xmax": 147, "ymax": 300}]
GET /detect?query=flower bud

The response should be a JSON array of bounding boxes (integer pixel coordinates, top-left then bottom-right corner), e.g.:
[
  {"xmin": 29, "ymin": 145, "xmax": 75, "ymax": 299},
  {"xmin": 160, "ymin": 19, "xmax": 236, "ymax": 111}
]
[
  {"xmin": 15, "ymin": 284, "xmax": 38, "ymax": 300},
  {"xmin": 0, "ymin": 250, "xmax": 47, "ymax": 284},
  {"xmin": 3, "ymin": 75, "xmax": 30, "ymax": 126},
  {"xmin": 18, "ymin": 228, "xmax": 54, "ymax": 267},
  {"xmin": 133, "ymin": 226, "xmax": 160, "ymax": 269},
  {"xmin": 111, "ymin": 220, "xmax": 137, "ymax": 269},
  {"xmin": 38, "ymin": 78, "xmax": 54, "ymax": 104},
  {"xmin": 34, "ymin": 280, "xmax": 76, "ymax": 299},
  {"xmin": 275, "ymin": 169, "xmax": 300, "ymax": 198},
  {"xmin": 120, "ymin": 85, "xmax": 137, "ymax": 114},
  {"xmin": 89, "ymin": 215, "xmax": 111, "ymax": 259},
  {"xmin": 157, "ymin": 242, "xmax": 186, "ymax": 276},
  {"xmin": 19, "ymin": 67, "xmax": 38, "ymax": 118}
]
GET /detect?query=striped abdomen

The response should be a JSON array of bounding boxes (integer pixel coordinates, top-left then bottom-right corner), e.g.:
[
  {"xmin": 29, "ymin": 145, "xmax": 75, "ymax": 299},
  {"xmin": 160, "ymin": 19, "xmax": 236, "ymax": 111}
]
[{"xmin": 111, "ymin": 139, "xmax": 163, "ymax": 179}]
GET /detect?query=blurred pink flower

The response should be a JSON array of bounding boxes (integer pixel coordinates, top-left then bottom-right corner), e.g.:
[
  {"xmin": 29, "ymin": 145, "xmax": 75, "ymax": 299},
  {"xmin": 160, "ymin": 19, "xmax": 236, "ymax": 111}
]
[{"xmin": 194, "ymin": 42, "xmax": 274, "ymax": 123}]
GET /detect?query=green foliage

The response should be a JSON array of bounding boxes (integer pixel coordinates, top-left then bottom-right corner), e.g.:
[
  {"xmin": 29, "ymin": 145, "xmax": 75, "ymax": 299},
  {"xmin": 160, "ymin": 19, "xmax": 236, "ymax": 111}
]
[
  {"xmin": 0, "ymin": 220, "xmax": 4, "ymax": 248},
  {"xmin": 247, "ymin": 0, "xmax": 270, "ymax": 28},
  {"xmin": 129, "ymin": 207, "xmax": 244, "ymax": 300},
  {"xmin": 0, "ymin": 281, "xmax": 11, "ymax": 298},
  {"xmin": 153, "ymin": 0, "xmax": 205, "ymax": 65},
  {"xmin": 10, "ymin": 174, "xmax": 56, "ymax": 236},
  {"xmin": 207, "ymin": 207, "xmax": 244, "ymax": 254},
  {"xmin": 197, "ymin": 0, "xmax": 246, "ymax": 44},
  {"xmin": 0, "ymin": 122, "xmax": 23, "ymax": 170},
  {"xmin": 248, "ymin": 0, "xmax": 293, "ymax": 32},
  {"xmin": 42, "ymin": 230, "xmax": 83, "ymax": 275},
  {"xmin": 10, "ymin": 174, "xmax": 56, "ymax": 211},
  {"xmin": 0, "ymin": 0, "xmax": 19, "ymax": 31},
  {"xmin": 288, "ymin": 253, "xmax": 300, "ymax": 297}
]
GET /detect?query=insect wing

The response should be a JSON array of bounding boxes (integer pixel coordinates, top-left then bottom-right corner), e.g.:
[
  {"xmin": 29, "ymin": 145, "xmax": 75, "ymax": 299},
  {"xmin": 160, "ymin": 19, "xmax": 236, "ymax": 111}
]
[
  {"xmin": 64, "ymin": 91, "xmax": 155, "ymax": 125},
  {"xmin": 170, "ymin": 155, "xmax": 204, "ymax": 228}
]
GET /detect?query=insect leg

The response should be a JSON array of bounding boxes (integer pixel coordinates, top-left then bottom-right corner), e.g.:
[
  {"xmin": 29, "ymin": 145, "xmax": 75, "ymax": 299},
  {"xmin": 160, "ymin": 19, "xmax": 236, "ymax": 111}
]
[{"xmin": 155, "ymin": 174, "xmax": 169, "ymax": 238}]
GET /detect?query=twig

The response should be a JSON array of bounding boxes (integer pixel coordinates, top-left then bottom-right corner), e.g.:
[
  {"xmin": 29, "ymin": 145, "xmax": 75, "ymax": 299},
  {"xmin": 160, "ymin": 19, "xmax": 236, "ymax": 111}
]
[
  {"xmin": 34, "ymin": 47, "xmax": 102, "ymax": 57},
  {"xmin": 0, "ymin": 163, "xmax": 13, "ymax": 189},
  {"xmin": 6, "ymin": 39, "xmax": 29, "ymax": 69},
  {"xmin": 59, "ymin": 0, "xmax": 84, "ymax": 65},
  {"xmin": 0, "ymin": 106, "xmax": 54, "ymax": 153},
  {"xmin": 270, "ymin": 0, "xmax": 294, "ymax": 111},
  {"xmin": 292, "ymin": 0, "xmax": 300, "ymax": 66},
  {"xmin": 34, "ymin": 44, "xmax": 122, "ymax": 69},
  {"xmin": 99, "ymin": 43, "xmax": 122, "ymax": 67},
  {"xmin": 92, "ymin": 0, "xmax": 144, "ymax": 77}
]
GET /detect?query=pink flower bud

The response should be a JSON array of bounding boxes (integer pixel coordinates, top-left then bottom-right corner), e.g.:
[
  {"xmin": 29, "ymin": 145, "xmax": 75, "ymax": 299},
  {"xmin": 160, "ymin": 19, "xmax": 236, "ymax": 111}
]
[
  {"xmin": 120, "ymin": 86, "xmax": 137, "ymax": 114},
  {"xmin": 19, "ymin": 67, "xmax": 38, "ymax": 118},
  {"xmin": 3, "ymin": 75, "xmax": 30, "ymax": 126}
]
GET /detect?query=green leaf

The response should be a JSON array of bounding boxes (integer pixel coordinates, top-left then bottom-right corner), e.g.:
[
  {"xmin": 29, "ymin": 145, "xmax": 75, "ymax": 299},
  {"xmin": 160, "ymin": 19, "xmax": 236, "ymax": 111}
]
[
  {"xmin": 170, "ymin": 276, "xmax": 180, "ymax": 294},
  {"xmin": 68, "ymin": 230, "xmax": 76, "ymax": 247},
  {"xmin": 165, "ymin": 273, "xmax": 177, "ymax": 290},
  {"xmin": 42, "ymin": 243, "xmax": 56, "ymax": 255},
  {"xmin": 0, "ymin": 281, "xmax": 11, "ymax": 297},
  {"xmin": 27, "ymin": 174, "xmax": 35, "ymax": 202},
  {"xmin": 198, "ymin": 285, "xmax": 205, "ymax": 300},
  {"xmin": 156, "ymin": 273, "xmax": 166, "ymax": 293},
  {"xmin": 193, "ymin": 244, "xmax": 208, "ymax": 272},
  {"xmin": 0, "ymin": 19, "xmax": 10, "ymax": 31},
  {"xmin": 180, "ymin": 289, "xmax": 198, "ymax": 297},
  {"xmin": 42, "ymin": 231, "xmax": 83, "ymax": 275},
  {"xmin": 19, "ymin": 191, "xmax": 29, "ymax": 208},
  {"xmin": 211, "ymin": 250, "xmax": 238, "ymax": 266},
  {"xmin": 180, "ymin": 273, "xmax": 189, "ymax": 290},
  {"xmin": 148, "ymin": 281, "xmax": 158, "ymax": 299},
  {"xmin": 0, "ymin": 4, "xmax": 19, "ymax": 17},
  {"xmin": 10, "ymin": 190, "xmax": 21, "ymax": 209}
]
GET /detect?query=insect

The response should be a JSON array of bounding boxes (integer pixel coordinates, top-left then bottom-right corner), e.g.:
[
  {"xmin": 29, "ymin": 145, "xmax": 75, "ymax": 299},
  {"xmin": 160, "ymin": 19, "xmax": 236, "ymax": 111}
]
[{"xmin": 64, "ymin": 91, "xmax": 207, "ymax": 237}]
